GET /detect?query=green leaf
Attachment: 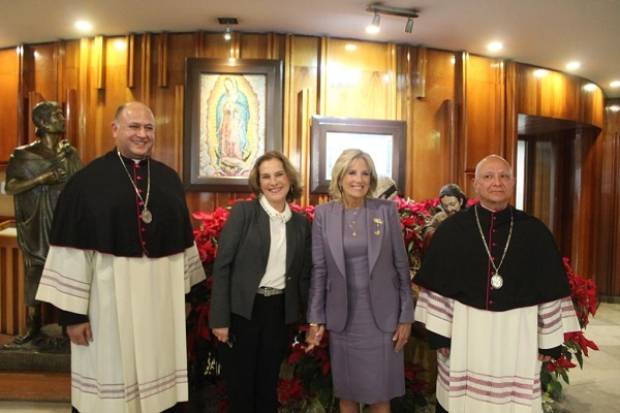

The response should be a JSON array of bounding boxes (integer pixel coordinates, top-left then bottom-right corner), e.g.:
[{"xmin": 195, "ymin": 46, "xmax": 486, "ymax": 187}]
[{"xmin": 575, "ymin": 351, "xmax": 584, "ymax": 368}]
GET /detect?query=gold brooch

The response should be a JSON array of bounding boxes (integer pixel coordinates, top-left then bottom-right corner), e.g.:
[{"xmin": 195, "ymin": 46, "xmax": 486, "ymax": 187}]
[{"xmin": 373, "ymin": 218, "xmax": 383, "ymax": 236}]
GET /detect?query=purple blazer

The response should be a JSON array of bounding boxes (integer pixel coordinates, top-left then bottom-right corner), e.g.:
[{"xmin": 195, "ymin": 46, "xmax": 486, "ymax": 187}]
[{"xmin": 307, "ymin": 198, "xmax": 414, "ymax": 333}]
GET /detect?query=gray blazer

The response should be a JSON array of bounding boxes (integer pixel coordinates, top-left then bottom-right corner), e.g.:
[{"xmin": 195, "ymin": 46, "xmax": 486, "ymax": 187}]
[
  {"xmin": 307, "ymin": 198, "xmax": 414, "ymax": 333},
  {"xmin": 209, "ymin": 199, "xmax": 312, "ymax": 328}
]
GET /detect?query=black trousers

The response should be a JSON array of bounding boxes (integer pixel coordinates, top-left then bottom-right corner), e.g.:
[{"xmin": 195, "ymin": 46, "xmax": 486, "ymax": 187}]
[
  {"xmin": 218, "ymin": 294, "xmax": 287, "ymax": 413},
  {"xmin": 436, "ymin": 401, "xmax": 448, "ymax": 413}
]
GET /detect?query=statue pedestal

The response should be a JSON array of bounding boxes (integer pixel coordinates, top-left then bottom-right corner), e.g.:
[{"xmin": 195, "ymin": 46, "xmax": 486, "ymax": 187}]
[{"xmin": 0, "ymin": 324, "xmax": 70, "ymax": 401}]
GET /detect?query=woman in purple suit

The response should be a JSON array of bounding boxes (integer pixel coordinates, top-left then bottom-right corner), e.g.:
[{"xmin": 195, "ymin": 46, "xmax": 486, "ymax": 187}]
[{"xmin": 306, "ymin": 149, "xmax": 414, "ymax": 412}]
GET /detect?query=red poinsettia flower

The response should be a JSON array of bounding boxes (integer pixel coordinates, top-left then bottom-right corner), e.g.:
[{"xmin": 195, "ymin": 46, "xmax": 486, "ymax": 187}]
[{"xmin": 277, "ymin": 377, "xmax": 305, "ymax": 405}]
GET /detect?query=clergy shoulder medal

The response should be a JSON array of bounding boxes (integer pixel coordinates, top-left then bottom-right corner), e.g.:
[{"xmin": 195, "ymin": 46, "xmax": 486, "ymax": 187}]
[{"xmin": 474, "ymin": 205, "xmax": 513, "ymax": 290}]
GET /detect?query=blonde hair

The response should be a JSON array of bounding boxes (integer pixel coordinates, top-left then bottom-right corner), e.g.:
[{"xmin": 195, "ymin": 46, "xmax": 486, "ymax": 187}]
[
  {"xmin": 328, "ymin": 149, "xmax": 378, "ymax": 201},
  {"xmin": 248, "ymin": 151, "xmax": 302, "ymax": 202}
]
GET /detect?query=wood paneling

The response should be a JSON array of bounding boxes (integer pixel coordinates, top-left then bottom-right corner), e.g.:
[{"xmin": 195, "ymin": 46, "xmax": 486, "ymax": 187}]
[
  {"xmin": 410, "ymin": 49, "xmax": 456, "ymax": 200},
  {"xmin": 0, "ymin": 30, "xmax": 611, "ymax": 293},
  {"xmin": 462, "ymin": 55, "xmax": 506, "ymax": 175},
  {"xmin": 516, "ymin": 64, "xmax": 604, "ymax": 129},
  {"xmin": 0, "ymin": 48, "xmax": 19, "ymax": 163},
  {"xmin": 593, "ymin": 100, "xmax": 620, "ymax": 297},
  {"xmin": 323, "ymin": 39, "xmax": 396, "ymax": 120},
  {"xmin": 0, "ymin": 222, "xmax": 25, "ymax": 336}
]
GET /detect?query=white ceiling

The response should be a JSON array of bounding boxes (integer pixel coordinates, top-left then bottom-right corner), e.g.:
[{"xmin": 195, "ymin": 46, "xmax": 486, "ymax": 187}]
[{"xmin": 2, "ymin": 0, "xmax": 619, "ymax": 97}]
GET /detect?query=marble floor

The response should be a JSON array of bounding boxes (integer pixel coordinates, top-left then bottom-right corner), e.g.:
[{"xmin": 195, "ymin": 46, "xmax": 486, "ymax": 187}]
[{"xmin": 1, "ymin": 303, "xmax": 619, "ymax": 412}]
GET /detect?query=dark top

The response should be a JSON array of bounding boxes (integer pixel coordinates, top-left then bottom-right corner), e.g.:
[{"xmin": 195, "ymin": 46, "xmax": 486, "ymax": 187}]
[
  {"xmin": 415, "ymin": 204, "xmax": 570, "ymax": 312},
  {"xmin": 51, "ymin": 150, "xmax": 194, "ymax": 326},
  {"xmin": 49, "ymin": 150, "xmax": 194, "ymax": 258},
  {"xmin": 209, "ymin": 199, "xmax": 312, "ymax": 328}
]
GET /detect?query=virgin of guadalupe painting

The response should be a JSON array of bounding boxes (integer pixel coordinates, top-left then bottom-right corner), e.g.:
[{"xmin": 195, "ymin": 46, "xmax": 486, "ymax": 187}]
[{"xmin": 200, "ymin": 74, "xmax": 266, "ymax": 177}]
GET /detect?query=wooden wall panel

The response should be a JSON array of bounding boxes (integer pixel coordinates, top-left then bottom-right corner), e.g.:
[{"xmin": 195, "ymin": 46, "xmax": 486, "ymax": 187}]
[
  {"xmin": 323, "ymin": 39, "xmax": 396, "ymax": 120},
  {"xmin": 31, "ymin": 44, "xmax": 58, "ymax": 103},
  {"xmin": 463, "ymin": 55, "xmax": 505, "ymax": 175},
  {"xmin": 516, "ymin": 64, "xmax": 604, "ymax": 129},
  {"xmin": 410, "ymin": 49, "xmax": 456, "ymax": 200},
  {"xmin": 593, "ymin": 100, "xmax": 620, "ymax": 297},
  {"xmin": 0, "ymin": 48, "xmax": 19, "ymax": 163}
]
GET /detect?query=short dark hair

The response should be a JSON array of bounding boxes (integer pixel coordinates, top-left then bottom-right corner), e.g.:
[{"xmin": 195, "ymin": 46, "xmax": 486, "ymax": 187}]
[
  {"xmin": 32, "ymin": 101, "xmax": 61, "ymax": 137},
  {"xmin": 248, "ymin": 151, "xmax": 302, "ymax": 202}
]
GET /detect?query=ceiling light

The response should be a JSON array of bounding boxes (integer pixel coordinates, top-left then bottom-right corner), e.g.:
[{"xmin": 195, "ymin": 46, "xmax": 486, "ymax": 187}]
[
  {"xmin": 610, "ymin": 80, "xmax": 620, "ymax": 88},
  {"xmin": 608, "ymin": 105, "xmax": 620, "ymax": 112},
  {"xmin": 486, "ymin": 41, "xmax": 503, "ymax": 53},
  {"xmin": 533, "ymin": 69, "xmax": 549, "ymax": 78},
  {"xmin": 223, "ymin": 27, "xmax": 232, "ymax": 41},
  {"xmin": 74, "ymin": 20, "xmax": 93, "ymax": 33},
  {"xmin": 566, "ymin": 61, "xmax": 581, "ymax": 71},
  {"xmin": 114, "ymin": 39, "xmax": 127, "ymax": 51},
  {"xmin": 366, "ymin": 12, "xmax": 380, "ymax": 34},
  {"xmin": 365, "ymin": 4, "xmax": 419, "ymax": 34},
  {"xmin": 405, "ymin": 17, "xmax": 414, "ymax": 33},
  {"xmin": 344, "ymin": 43, "xmax": 357, "ymax": 52},
  {"xmin": 583, "ymin": 83, "xmax": 597, "ymax": 92}
]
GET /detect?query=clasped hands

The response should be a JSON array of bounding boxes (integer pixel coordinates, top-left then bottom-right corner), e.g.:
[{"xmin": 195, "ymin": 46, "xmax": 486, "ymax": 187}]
[{"xmin": 305, "ymin": 323, "xmax": 411, "ymax": 353}]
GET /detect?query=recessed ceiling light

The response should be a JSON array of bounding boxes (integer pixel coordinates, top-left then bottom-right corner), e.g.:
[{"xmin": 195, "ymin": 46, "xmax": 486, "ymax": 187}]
[
  {"xmin": 534, "ymin": 69, "xmax": 549, "ymax": 78},
  {"xmin": 486, "ymin": 41, "xmax": 503, "ymax": 53},
  {"xmin": 566, "ymin": 61, "xmax": 581, "ymax": 71},
  {"xmin": 74, "ymin": 20, "xmax": 93, "ymax": 33},
  {"xmin": 344, "ymin": 43, "xmax": 358, "ymax": 52},
  {"xmin": 610, "ymin": 80, "xmax": 620, "ymax": 88},
  {"xmin": 583, "ymin": 83, "xmax": 597, "ymax": 92},
  {"xmin": 608, "ymin": 105, "xmax": 620, "ymax": 112},
  {"xmin": 114, "ymin": 39, "xmax": 127, "ymax": 51}
]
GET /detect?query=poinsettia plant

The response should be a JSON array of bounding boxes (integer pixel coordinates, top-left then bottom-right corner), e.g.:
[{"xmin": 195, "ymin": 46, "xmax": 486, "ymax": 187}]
[{"xmin": 540, "ymin": 258, "xmax": 599, "ymax": 412}]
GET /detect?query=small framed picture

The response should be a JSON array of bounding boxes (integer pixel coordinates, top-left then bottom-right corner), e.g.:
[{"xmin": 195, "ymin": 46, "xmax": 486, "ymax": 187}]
[{"xmin": 310, "ymin": 116, "xmax": 406, "ymax": 193}]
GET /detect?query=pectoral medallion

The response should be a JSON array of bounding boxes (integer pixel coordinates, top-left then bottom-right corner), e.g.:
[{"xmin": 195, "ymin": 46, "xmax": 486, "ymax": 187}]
[
  {"xmin": 490, "ymin": 272, "xmax": 503, "ymax": 289},
  {"xmin": 141, "ymin": 208, "xmax": 153, "ymax": 224}
]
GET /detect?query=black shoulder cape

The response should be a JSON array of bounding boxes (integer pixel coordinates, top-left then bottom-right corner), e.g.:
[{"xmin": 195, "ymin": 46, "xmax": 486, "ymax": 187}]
[
  {"xmin": 414, "ymin": 204, "xmax": 570, "ymax": 311},
  {"xmin": 49, "ymin": 150, "xmax": 194, "ymax": 257}
]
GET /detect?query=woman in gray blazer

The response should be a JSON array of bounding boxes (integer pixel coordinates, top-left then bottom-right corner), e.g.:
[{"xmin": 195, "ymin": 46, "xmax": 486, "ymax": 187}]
[
  {"xmin": 210, "ymin": 151, "xmax": 311, "ymax": 413},
  {"xmin": 307, "ymin": 149, "xmax": 413, "ymax": 413}
]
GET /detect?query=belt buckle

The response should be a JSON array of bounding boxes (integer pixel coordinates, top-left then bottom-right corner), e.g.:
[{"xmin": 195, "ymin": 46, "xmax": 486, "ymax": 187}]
[{"xmin": 259, "ymin": 287, "xmax": 282, "ymax": 297}]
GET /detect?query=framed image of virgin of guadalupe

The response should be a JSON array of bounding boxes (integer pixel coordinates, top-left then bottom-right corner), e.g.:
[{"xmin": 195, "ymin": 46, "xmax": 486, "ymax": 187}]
[{"xmin": 184, "ymin": 58, "xmax": 283, "ymax": 191}]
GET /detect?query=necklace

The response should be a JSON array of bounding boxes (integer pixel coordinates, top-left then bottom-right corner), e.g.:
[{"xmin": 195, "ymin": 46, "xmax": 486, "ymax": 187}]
[
  {"xmin": 474, "ymin": 204, "xmax": 513, "ymax": 289},
  {"xmin": 117, "ymin": 150, "xmax": 152, "ymax": 224},
  {"xmin": 347, "ymin": 208, "xmax": 360, "ymax": 237}
]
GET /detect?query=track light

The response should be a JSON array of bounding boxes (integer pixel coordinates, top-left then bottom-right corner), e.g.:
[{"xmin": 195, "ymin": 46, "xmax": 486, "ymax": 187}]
[
  {"xmin": 404, "ymin": 17, "xmax": 414, "ymax": 33},
  {"xmin": 366, "ymin": 12, "xmax": 381, "ymax": 34},
  {"xmin": 366, "ymin": 3, "xmax": 419, "ymax": 34},
  {"xmin": 217, "ymin": 17, "xmax": 238, "ymax": 42}
]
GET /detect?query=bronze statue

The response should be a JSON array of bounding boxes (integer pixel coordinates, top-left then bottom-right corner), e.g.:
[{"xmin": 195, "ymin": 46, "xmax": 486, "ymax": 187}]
[{"xmin": 4, "ymin": 101, "xmax": 81, "ymax": 345}]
